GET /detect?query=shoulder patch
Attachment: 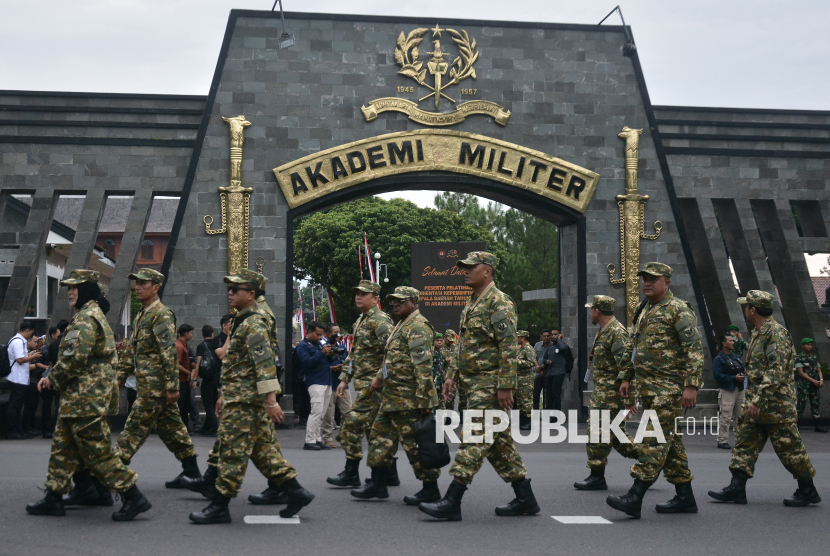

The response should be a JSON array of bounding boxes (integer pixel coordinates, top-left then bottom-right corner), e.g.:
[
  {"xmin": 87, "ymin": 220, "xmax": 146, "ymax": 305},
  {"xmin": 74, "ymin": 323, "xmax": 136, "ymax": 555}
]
[
  {"xmin": 248, "ymin": 332, "xmax": 272, "ymax": 365},
  {"xmin": 375, "ymin": 322, "xmax": 390, "ymax": 340},
  {"xmin": 611, "ymin": 340, "xmax": 625, "ymax": 355},
  {"xmin": 408, "ymin": 337, "xmax": 430, "ymax": 365},
  {"xmin": 490, "ymin": 309, "xmax": 514, "ymax": 340},
  {"xmin": 62, "ymin": 329, "xmax": 81, "ymax": 357},
  {"xmin": 153, "ymin": 322, "xmax": 175, "ymax": 349},
  {"xmin": 675, "ymin": 316, "xmax": 700, "ymax": 344}
]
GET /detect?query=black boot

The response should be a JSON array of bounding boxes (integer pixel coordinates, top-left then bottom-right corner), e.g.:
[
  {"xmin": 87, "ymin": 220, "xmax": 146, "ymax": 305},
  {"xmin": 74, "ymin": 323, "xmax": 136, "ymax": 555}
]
[
  {"xmin": 708, "ymin": 471, "xmax": 748, "ymax": 504},
  {"xmin": 327, "ymin": 458, "xmax": 361, "ymax": 487},
  {"xmin": 520, "ymin": 416, "xmax": 531, "ymax": 431},
  {"xmin": 26, "ymin": 489, "xmax": 66, "ymax": 516},
  {"xmin": 574, "ymin": 468, "xmax": 607, "ymax": 491},
  {"xmin": 62, "ymin": 471, "xmax": 113, "ymax": 506},
  {"xmin": 655, "ymin": 481, "xmax": 698, "ymax": 513},
  {"xmin": 248, "ymin": 480, "xmax": 289, "ymax": 505},
  {"xmin": 280, "ymin": 478, "xmax": 315, "ymax": 518},
  {"xmin": 365, "ymin": 457, "xmax": 399, "ymax": 486},
  {"xmin": 111, "ymin": 485, "xmax": 152, "ymax": 522},
  {"xmin": 189, "ymin": 493, "xmax": 231, "ymax": 524},
  {"xmin": 404, "ymin": 481, "xmax": 441, "ymax": 506},
  {"xmin": 814, "ymin": 419, "xmax": 828, "ymax": 433},
  {"xmin": 418, "ymin": 480, "xmax": 466, "ymax": 521},
  {"xmin": 181, "ymin": 465, "xmax": 218, "ymax": 500},
  {"xmin": 166, "ymin": 455, "xmax": 200, "ymax": 489},
  {"xmin": 351, "ymin": 467, "xmax": 389, "ymax": 499},
  {"xmin": 495, "ymin": 478, "xmax": 541, "ymax": 516},
  {"xmin": 783, "ymin": 479, "xmax": 822, "ymax": 507},
  {"xmin": 606, "ymin": 479, "xmax": 651, "ymax": 519}
]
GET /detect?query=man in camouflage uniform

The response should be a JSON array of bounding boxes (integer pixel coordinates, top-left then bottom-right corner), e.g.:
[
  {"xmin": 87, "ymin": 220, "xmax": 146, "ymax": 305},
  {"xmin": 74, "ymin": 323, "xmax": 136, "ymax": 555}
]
[
  {"xmin": 442, "ymin": 329, "xmax": 464, "ymax": 412},
  {"xmin": 350, "ymin": 286, "xmax": 442, "ymax": 506},
  {"xmin": 326, "ymin": 280, "xmax": 398, "ymax": 488},
  {"xmin": 795, "ymin": 338, "xmax": 827, "ymax": 433},
  {"xmin": 709, "ymin": 291, "xmax": 821, "ymax": 507},
  {"xmin": 574, "ymin": 295, "xmax": 638, "ymax": 491},
  {"xmin": 189, "ymin": 269, "xmax": 314, "ymax": 523},
  {"xmin": 726, "ymin": 324, "xmax": 748, "ymax": 357},
  {"xmin": 26, "ymin": 270, "xmax": 152, "ymax": 522},
  {"xmin": 516, "ymin": 331, "xmax": 536, "ymax": 431},
  {"xmin": 606, "ymin": 262, "xmax": 703, "ymax": 519},
  {"xmin": 420, "ymin": 252, "xmax": 539, "ymax": 521},
  {"xmin": 432, "ymin": 333, "xmax": 446, "ymax": 413},
  {"xmin": 115, "ymin": 268, "xmax": 199, "ymax": 488}
]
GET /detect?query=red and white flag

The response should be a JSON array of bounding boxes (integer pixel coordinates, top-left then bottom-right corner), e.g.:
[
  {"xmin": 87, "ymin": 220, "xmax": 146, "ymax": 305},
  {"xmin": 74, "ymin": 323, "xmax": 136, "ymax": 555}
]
[{"xmin": 326, "ymin": 289, "xmax": 337, "ymax": 324}]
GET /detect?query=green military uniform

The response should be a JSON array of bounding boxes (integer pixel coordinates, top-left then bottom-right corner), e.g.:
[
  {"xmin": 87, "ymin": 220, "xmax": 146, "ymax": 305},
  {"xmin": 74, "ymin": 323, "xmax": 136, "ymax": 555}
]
[
  {"xmin": 115, "ymin": 269, "xmax": 196, "ymax": 465},
  {"xmin": 214, "ymin": 270, "xmax": 297, "ymax": 499},
  {"xmin": 618, "ymin": 263, "xmax": 703, "ymax": 486},
  {"xmin": 450, "ymin": 253, "xmax": 527, "ymax": 485},
  {"xmin": 516, "ymin": 331, "xmax": 535, "ymax": 420},
  {"xmin": 366, "ymin": 287, "xmax": 440, "ymax": 482},
  {"xmin": 795, "ymin": 340, "xmax": 822, "ymax": 421},
  {"xmin": 584, "ymin": 296, "xmax": 638, "ymax": 470},
  {"xmin": 726, "ymin": 325, "xmax": 748, "ymax": 358},
  {"xmin": 44, "ymin": 270, "xmax": 137, "ymax": 495},
  {"xmin": 730, "ymin": 292, "xmax": 816, "ymax": 481},
  {"xmin": 432, "ymin": 334, "xmax": 446, "ymax": 413},
  {"xmin": 442, "ymin": 329, "xmax": 465, "ymax": 411},
  {"xmin": 338, "ymin": 281, "xmax": 394, "ymax": 463}
]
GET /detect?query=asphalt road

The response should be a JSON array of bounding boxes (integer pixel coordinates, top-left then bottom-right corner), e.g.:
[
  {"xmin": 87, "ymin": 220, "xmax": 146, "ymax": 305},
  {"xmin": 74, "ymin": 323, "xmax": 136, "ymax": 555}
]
[{"xmin": 1, "ymin": 424, "xmax": 827, "ymax": 556}]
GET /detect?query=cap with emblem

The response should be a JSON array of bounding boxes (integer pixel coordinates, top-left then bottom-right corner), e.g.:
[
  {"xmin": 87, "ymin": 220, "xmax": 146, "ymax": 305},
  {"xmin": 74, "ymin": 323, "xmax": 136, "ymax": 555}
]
[
  {"xmin": 637, "ymin": 262, "xmax": 673, "ymax": 278},
  {"xmin": 517, "ymin": 330, "xmax": 530, "ymax": 339},
  {"xmin": 802, "ymin": 338, "xmax": 815, "ymax": 345},
  {"xmin": 224, "ymin": 268, "xmax": 267, "ymax": 291},
  {"xmin": 456, "ymin": 251, "xmax": 498, "ymax": 269},
  {"xmin": 352, "ymin": 280, "xmax": 381, "ymax": 295},
  {"xmin": 726, "ymin": 325, "xmax": 740, "ymax": 332},
  {"xmin": 385, "ymin": 286, "xmax": 420, "ymax": 302},
  {"xmin": 435, "ymin": 332, "xmax": 443, "ymax": 339},
  {"xmin": 736, "ymin": 290, "xmax": 774, "ymax": 310},
  {"xmin": 584, "ymin": 295, "xmax": 616, "ymax": 312},
  {"xmin": 60, "ymin": 269, "xmax": 100, "ymax": 286},
  {"xmin": 128, "ymin": 268, "xmax": 165, "ymax": 285}
]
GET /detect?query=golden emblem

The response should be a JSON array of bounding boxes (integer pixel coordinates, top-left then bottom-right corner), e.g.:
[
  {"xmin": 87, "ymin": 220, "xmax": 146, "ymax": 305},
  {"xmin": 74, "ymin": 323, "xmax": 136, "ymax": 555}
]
[{"xmin": 361, "ymin": 26, "xmax": 510, "ymax": 127}]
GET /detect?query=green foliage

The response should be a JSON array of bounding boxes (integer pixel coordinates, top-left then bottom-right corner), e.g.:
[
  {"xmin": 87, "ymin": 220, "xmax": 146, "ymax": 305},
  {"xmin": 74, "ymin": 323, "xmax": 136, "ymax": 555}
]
[{"xmin": 130, "ymin": 289, "xmax": 141, "ymax": 323}]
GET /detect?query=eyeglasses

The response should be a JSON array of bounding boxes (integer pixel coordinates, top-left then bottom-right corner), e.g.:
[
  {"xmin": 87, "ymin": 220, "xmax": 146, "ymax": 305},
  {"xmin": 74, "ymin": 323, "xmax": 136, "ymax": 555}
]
[{"xmin": 228, "ymin": 285, "xmax": 255, "ymax": 294}]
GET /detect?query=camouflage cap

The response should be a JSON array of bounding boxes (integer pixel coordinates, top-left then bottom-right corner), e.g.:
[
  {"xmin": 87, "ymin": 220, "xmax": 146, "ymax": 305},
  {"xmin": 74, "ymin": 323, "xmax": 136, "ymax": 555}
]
[
  {"xmin": 128, "ymin": 268, "xmax": 165, "ymax": 285},
  {"xmin": 60, "ymin": 269, "xmax": 100, "ymax": 286},
  {"xmin": 517, "ymin": 330, "xmax": 530, "ymax": 339},
  {"xmin": 737, "ymin": 290, "xmax": 774, "ymax": 310},
  {"xmin": 802, "ymin": 337, "xmax": 815, "ymax": 345},
  {"xmin": 385, "ymin": 286, "xmax": 419, "ymax": 302},
  {"xmin": 352, "ymin": 280, "xmax": 381, "ymax": 295},
  {"xmin": 445, "ymin": 329, "xmax": 457, "ymax": 343},
  {"xmin": 584, "ymin": 294, "xmax": 616, "ymax": 312},
  {"xmin": 637, "ymin": 262, "xmax": 673, "ymax": 278},
  {"xmin": 457, "ymin": 251, "xmax": 498, "ymax": 269},
  {"xmin": 224, "ymin": 268, "xmax": 267, "ymax": 290}
]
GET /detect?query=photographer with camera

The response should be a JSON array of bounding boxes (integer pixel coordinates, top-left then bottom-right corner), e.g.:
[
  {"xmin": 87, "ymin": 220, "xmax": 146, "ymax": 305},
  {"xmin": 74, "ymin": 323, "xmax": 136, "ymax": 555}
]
[
  {"xmin": 713, "ymin": 333, "xmax": 746, "ymax": 449},
  {"xmin": 321, "ymin": 323, "xmax": 351, "ymax": 449}
]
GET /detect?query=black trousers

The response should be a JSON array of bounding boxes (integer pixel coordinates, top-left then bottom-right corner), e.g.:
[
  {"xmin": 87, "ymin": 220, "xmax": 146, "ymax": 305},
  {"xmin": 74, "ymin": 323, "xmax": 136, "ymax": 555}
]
[
  {"xmin": 127, "ymin": 388, "xmax": 137, "ymax": 414},
  {"xmin": 6, "ymin": 382, "xmax": 28, "ymax": 435},
  {"xmin": 178, "ymin": 382, "xmax": 193, "ymax": 431},
  {"xmin": 21, "ymin": 383, "xmax": 40, "ymax": 431},
  {"xmin": 544, "ymin": 374, "xmax": 567, "ymax": 411},
  {"xmin": 293, "ymin": 376, "xmax": 311, "ymax": 422},
  {"xmin": 533, "ymin": 376, "xmax": 545, "ymax": 410},
  {"xmin": 200, "ymin": 381, "xmax": 220, "ymax": 432},
  {"xmin": 40, "ymin": 388, "xmax": 59, "ymax": 433}
]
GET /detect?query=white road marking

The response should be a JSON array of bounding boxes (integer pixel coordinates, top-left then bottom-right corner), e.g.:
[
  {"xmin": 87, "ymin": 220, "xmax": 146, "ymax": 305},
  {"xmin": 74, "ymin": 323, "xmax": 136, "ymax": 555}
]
[
  {"xmin": 244, "ymin": 515, "xmax": 301, "ymax": 524},
  {"xmin": 552, "ymin": 516, "xmax": 612, "ymax": 524}
]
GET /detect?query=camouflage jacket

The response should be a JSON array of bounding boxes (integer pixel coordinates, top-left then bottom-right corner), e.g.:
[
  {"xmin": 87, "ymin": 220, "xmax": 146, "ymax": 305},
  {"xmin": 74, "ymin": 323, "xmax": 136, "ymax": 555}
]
[
  {"xmin": 432, "ymin": 349, "xmax": 445, "ymax": 392},
  {"xmin": 440, "ymin": 344, "xmax": 458, "ymax": 381},
  {"xmin": 457, "ymin": 282, "xmax": 518, "ymax": 391},
  {"xmin": 744, "ymin": 318, "xmax": 796, "ymax": 423},
  {"xmin": 49, "ymin": 300, "xmax": 119, "ymax": 418},
  {"xmin": 339, "ymin": 306, "xmax": 392, "ymax": 385},
  {"xmin": 116, "ymin": 298, "xmax": 178, "ymax": 398},
  {"xmin": 590, "ymin": 317, "xmax": 631, "ymax": 402},
  {"xmin": 376, "ymin": 309, "xmax": 437, "ymax": 411},
  {"xmin": 517, "ymin": 344, "xmax": 536, "ymax": 377},
  {"xmin": 256, "ymin": 296, "xmax": 279, "ymax": 354},
  {"xmin": 795, "ymin": 353, "xmax": 820, "ymax": 381},
  {"xmin": 618, "ymin": 291, "xmax": 703, "ymax": 397},
  {"xmin": 221, "ymin": 305, "xmax": 281, "ymax": 406}
]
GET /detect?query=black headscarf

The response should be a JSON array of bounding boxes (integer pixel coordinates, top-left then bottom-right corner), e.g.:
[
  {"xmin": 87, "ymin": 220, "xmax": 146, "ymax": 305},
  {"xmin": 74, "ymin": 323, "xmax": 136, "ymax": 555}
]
[{"xmin": 75, "ymin": 281, "xmax": 111, "ymax": 315}]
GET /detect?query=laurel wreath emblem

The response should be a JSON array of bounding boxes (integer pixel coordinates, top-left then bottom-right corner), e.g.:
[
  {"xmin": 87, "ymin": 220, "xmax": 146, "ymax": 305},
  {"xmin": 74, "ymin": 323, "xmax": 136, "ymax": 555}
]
[{"xmin": 393, "ymin": 27, "xmax": 479, "ymax": 99}]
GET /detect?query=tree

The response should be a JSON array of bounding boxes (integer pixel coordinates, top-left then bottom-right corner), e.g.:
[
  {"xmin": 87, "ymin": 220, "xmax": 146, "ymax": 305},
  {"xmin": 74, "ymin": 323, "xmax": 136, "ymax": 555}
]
[{"xmin": 293, "ymin": 197, "xmax": 504, "ymax": 329}]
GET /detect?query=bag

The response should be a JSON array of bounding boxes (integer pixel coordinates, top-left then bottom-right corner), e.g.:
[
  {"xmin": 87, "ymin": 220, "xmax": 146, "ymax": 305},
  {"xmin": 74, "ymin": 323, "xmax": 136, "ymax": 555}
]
[
  {"xmin": 414, "ymin": 416, "xmax": 451, "ymax": 469},
  {"xmin": 0, "ymin": 337, "xmax": 24, "ymax": 379},
  {"xmin": 199, "ymin": 341, "xmax": 219, "ymax": 382}
]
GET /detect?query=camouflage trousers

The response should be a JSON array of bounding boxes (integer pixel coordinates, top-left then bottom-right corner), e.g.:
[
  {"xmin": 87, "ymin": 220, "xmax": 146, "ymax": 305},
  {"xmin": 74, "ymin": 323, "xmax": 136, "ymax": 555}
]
[
  {"xmin": 586, "ymin": 391, "xmax": 638, "ymax": 469},
  {"xmin": 214, "ymin": 402, "xmax": 298, "ymax": 498},
  {"xmin": 367, "ymin": 409, "xmax": 440, "ymax": 482},
  {"xmin": 45, "ymin": 416, "xmax": 137, "ymax": 494},
  {"xmin": 446, "ymin": 378, "xmax": 468, "ymax": 411},
  {"xmin": 516, "ymin": 371, "xmax": 534, "ymax": 419},
  {"xmin": 450, "ymin": 383, "xmax": 527, "ymax": 485},
  {"xmin": 206, "ymin": 422, "xmax": 284, "ymax": 468},
  {"xmin": 629, "ymin": 395, "xmax": 692, "ymax": 485},
  {"xmin": 729, "ymin": 421, "xmax": 816, "ymax": 481},
  {"xmin": 340, "ymin": 379, "xmax": 399, "ymax": 462},
  {"xmin": 796, "ymin": 381, "xmax": 821, "ymax": 420},
  {"xmin": 116, "ymin": 395, "xmax": 196, "ymax": 464}
]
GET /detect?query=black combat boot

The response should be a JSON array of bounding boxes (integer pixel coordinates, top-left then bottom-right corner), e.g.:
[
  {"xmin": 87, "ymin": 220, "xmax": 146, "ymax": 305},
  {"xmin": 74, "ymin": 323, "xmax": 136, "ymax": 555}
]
[
  {"xmin": 403, "ymin": 481, "xmax": 441, "ymax": 506},
  {"xmin": 189, "ymin": 493, "xmax": 231, "ymax": 524},
  {"xmin": 574, "ymin": 468, "xmax": 608, "ymax": 491},
  {"xmin": 111, "ymin": 485, "xmax": 152, "ymax": 522},
  {"xmin": 707, "ymin": 470, "xmax": 748, "ymax": 504},
  {"xmin": 351, "ymin": 467, "xmax": 389, "ymax": 499},
  {"xmin": 280, "ymin": 478, "xmax": 315, "ymax": 518},
  {"xmin": 26, "ymin": 489, "xmax": 66, "ymax": 516},
  {"xmin": 365, "ymin": 456, "xmax": 400, "ymax": 486},
  {"xmin": 606, "ymin": 479, "xmax": 651, "ymax": 519},
  {"xmin": 814, "ymin": 419, "xmax": 828, "ymax": 433},
  {"xmin": 418, "ymin": 480, "xmax": 466, "ymax": 521},
  {"xmin": 495, "ymin": 478, "xmax": 541, "ymax": 516},
  {"xmin": 62, "ymin": 470, "xmax": 113, "ymax": 506},
  {"xmin": 783, "ymin": 479, "xmax": 822, "ymax": 507},
  {"xmin": 655, "ymin": 481, "xmax": 698, "ymax": 513},
  {"xmin": 248, "ymin": 480, "xmax": 289, "ymax": 505},
  {"xmin": 165, "ymin": 455, "xmax": 200, "ymax": 489},
  {"xmin": 327, "ymin": 458, "xmax": 361, "ymax": 487},
  {"xmin": 181, "ymin": 465, "xmax": 218, "ymax": 500}
]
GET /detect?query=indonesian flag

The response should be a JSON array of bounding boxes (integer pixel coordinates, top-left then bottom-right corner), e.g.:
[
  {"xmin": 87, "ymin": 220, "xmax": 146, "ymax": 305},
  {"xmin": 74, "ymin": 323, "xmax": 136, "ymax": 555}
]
[
  {"xmin": 311, "ymin": 285, "xmax": 317, "ymax": 321},
  {"xmin": 326, "ymin": 289, "xmax": 337, "ymax": 324},
  {"xmin": 295, "ymin": 299, "xmax": 305, "ymax": 338}
]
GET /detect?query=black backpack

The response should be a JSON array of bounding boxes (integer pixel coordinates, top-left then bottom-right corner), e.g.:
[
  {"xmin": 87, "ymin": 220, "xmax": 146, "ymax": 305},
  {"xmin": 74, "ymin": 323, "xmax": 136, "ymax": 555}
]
[
  {"xmin": 198, "ymin": 340, "xmax": 220, "ymax": 382},
  {"xmin": 0, "ymin": 337, "xmax": 25, "ymax": 379}
]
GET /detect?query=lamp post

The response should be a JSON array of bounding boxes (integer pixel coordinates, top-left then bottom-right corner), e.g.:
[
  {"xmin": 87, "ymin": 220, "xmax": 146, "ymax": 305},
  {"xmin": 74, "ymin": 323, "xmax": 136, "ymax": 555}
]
[{"xmin": 374, "ymin": 252, "xmax": 389, "ymax": 283}]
